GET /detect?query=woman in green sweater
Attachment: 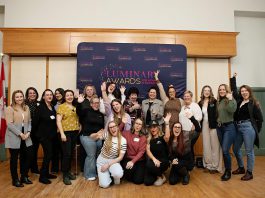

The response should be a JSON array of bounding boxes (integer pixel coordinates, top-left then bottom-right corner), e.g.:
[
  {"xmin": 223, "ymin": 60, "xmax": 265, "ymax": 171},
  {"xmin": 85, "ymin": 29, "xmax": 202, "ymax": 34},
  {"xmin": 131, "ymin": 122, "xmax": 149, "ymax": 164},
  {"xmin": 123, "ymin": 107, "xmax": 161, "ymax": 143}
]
[{"xmin": 216, "ymin": 84, "xmax": 237, "ymax": 181}]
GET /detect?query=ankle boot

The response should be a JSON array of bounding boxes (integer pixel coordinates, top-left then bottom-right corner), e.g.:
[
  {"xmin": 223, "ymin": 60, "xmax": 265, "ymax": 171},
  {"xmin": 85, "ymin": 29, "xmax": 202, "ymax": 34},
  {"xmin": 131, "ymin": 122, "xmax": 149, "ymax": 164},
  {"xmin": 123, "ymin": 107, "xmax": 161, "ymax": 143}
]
[
  {"xmin": 63, "ymin": 173, "xmax": 72, "ymax": 185},
  {"xmin": 20, "ymin": 176, "xmax": 33, "ymax": 184},
  {"xmin": 12, "ymin": 179, "xmax": 24, "ymax": 187},
  {"xmin": 221, "ymin": 169, "xmax": 231, "ymax": 181},
  {"xmin": 232, "ymin": 167, "xmax": 245, "ymax": 175},
  {"xmin": 241, "ymin": 171, "xmax": 253, "ymax": 181}
]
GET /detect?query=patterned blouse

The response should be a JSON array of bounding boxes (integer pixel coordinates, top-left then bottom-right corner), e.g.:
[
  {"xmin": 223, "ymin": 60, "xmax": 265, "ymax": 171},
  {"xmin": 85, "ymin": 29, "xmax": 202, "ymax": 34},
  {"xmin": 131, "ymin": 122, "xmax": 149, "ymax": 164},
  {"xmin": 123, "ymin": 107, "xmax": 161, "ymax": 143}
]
[{"xmin": 57, "ymin": 103, "xmax": 79, "ymax": 131}]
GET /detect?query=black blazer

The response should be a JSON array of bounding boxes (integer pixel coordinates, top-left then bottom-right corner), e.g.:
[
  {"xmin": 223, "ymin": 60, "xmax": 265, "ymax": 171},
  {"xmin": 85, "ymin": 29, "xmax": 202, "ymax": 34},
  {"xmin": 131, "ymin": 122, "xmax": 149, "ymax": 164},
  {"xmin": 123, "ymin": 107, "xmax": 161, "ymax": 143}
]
[
  {"xmin": 230, "ymin": 77, "xmax": 264, "ymax": 147},
  {"xmin": 32, "ymin": 102, "xmax": 57, "ymax": 141},
  {"xmin": 198, "ymin": 99, "xmax": 218, "ymax": 129}
]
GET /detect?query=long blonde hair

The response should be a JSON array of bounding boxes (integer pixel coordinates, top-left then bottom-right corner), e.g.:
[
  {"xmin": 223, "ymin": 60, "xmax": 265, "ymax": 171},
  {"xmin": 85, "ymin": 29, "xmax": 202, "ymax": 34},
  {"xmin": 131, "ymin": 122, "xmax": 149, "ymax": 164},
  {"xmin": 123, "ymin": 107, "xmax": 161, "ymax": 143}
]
[
  {"xmin": 105, "ymin": 121, "xmax": 122, "ymax": 155},
  {"xmin": 11, "ymin": 90, "xmax": 27, "ymax": 111}
]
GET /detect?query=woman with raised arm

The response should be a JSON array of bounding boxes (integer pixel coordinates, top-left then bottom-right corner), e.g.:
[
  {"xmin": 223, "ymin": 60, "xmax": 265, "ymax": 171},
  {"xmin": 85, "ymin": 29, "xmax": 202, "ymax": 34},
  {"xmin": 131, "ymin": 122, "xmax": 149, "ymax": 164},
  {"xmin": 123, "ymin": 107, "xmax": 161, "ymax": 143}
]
[
  {"xmin": 101, "ymin": 82, "xmax": 131, "ymax": 132},
  {"xmin": 198, "ymin": 85, "xmax": 223, "ymax": 173},
  {"xmin": 5, "ymin": 90, "xmax": 33, "ymax": 187},
  {"xmin": 25, "ymin": 87, "xmax": 40, "ymax": 174},
  {"xmin": 32, "ymin": 89, "xmax": 57, "ymax": 184},
  {"xmin": 121, "ymin": 118, "xmax": 147, "ymax": 184},
  {"xmin": 216, "ymin": 84, "xmax": 237, "ymax": 181},
  {"xmin": 96, "ymin": 121, "xmax": 127, "ymax": 188},
  {"xmin": 230, "ymin": 73, "xmax": 263, "ymax": 181},
  {"xmin": 57, "ymin": 90, "xmax": 80, "ymax": 185},
  {"xmin": 144, "ymin": 114, "xmax": 171, "ymax": 186},
  {"xmin": 154, "ymin": 70, "xmax": 183, "ymax": 129}
]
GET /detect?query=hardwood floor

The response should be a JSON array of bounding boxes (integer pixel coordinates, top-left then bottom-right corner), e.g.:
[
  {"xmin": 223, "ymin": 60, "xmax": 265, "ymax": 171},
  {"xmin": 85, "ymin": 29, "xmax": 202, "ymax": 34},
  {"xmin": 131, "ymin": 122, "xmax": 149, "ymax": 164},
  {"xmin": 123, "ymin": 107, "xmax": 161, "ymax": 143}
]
[{"xmin": 0, "ymin": 157, "xmax": 265, "ymax": 198}]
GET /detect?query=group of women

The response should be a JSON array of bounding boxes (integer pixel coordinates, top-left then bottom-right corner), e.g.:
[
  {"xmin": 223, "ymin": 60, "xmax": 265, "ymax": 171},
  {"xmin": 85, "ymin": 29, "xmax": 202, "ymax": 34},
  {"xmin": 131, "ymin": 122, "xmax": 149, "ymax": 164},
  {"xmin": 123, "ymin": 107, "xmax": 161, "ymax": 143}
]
[{"xmin": 4, "ymin": 71, "xmax": 263, "ymax": 188}]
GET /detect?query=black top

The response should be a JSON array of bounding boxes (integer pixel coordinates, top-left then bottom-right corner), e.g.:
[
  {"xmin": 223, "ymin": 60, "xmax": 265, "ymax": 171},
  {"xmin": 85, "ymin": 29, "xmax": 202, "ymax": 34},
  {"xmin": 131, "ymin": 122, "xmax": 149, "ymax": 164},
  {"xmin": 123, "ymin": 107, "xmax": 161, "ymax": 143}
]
[
  {"xmin": 146, "ymin": 102, "xmax": 153, "ymax": 125},
  {"xmin": 32, "ymin": 102, "xmax": 57, "ymax": 140},
  {"xmin": 198, "ymin": 99, "xmax": 218, "ymax": 129},
  {"xmin": 25, "ymin": 100, "xmax": 40, "ymax": 121},
  {"xmin": 150, "ymin": 136, "xmax": 169, "ymax": 161},
  {"xmin": 76, "ymin": 103, "xmax": 104, "ymax": 136},
  {"xmin": 237, "ymin": 102, "xmax": 251, "ymax": 121}
]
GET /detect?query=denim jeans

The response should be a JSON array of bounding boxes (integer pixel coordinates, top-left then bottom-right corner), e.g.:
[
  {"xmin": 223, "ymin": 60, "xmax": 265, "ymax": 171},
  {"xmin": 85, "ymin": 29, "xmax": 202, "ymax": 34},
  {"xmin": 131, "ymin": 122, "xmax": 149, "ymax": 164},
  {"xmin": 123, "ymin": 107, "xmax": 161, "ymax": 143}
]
[
  {"xmin": 80, "ymin": 135, "xmax": 102, "ymax": 179},
  {"xmin": 216, "ymin": 123, "xmax": 236, "ymax": 170},
  {"xmin": 233, "ymin": 121, "xmax": 256, "ymax": 172}
]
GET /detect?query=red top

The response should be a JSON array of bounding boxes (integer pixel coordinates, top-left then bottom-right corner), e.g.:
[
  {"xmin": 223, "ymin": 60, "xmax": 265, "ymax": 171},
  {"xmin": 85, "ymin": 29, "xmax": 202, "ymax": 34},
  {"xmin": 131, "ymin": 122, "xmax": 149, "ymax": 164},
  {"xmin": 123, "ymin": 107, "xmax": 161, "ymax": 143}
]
[{"xmin": 122, "ymin": 131, "xmax": 147, "ymax": 164}]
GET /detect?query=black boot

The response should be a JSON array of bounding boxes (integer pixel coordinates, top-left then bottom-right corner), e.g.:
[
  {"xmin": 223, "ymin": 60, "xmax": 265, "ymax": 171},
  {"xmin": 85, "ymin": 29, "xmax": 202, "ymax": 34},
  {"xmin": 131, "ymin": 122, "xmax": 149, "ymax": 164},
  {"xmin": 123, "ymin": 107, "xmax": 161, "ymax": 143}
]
[
  {"xmin": 12, "ymin": 179, "xmax": 24, "ymax": 187},
  {"xmin": 20, "ymin": 176, "xmax": 33, "ymax": 184},
  {"xmin": 39, "ymin": 177, "xmax": 51, "ymax": 184},
  {"xmin": 182, "ymin": 172, "xmax": 190, "ymax": 185},
  {"xmin": 221, "ymin": 169, "xmax": 231, "ymax": 181},
  {"xmin": 63, "ymin": 173, "xmax": 72, "ymax": 185},
  {"xmin": 67, "ymin": 172, "xmax": 76, "ymax": 180}
]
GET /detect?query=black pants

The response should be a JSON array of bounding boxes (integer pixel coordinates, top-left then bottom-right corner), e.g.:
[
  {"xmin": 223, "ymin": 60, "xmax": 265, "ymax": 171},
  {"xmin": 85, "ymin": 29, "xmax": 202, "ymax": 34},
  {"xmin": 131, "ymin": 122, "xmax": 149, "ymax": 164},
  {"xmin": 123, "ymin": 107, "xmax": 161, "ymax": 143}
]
[
  {"xmin": 169, "ymin": 165, "xmax": 188, "ymax": 185},
  {"xmin": 30, "ymin": 134, "xmax": 40, "ymax": 172},
  {"xmin": 51, "ymin": 134, "xmax": 62, "ymax": 172},
  {"xmin": 61, "ymin": 131, "xmax": 78, "ymax": 174},
  {"xmin": 190, "ymin": 131, "xmax": 200, "ymax": 162},
  {"xmin": 144, "ymin": 159, "xmax": 169, "ymax": 186},
  {"xmin": 9, "ymin": 141, "xmax": 33, "ymax": 181},
  {"xmin": 121, "ymin": 158, "xmax": 145, "ymax": 184},
  {"xmin": 39, "ymin": 137, "xmax": 54, "ymax": 179}
]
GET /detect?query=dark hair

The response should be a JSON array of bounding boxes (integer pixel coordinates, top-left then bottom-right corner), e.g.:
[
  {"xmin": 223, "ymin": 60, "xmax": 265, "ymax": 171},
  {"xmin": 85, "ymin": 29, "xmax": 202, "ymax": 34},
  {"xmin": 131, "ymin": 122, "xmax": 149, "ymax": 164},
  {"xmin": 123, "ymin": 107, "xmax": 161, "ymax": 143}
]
[
  {"xmin": 148, "ymin": 86, "xmax": 158, "ymax": 93},
  {"xmin": 40, "ymin": 89, "xmax": 54, "ymax": 103},
  {"xmin": 166, "ymin": 85, "xmax": 176, "ymax": 97},
  {"xmin": 107, "ymin": 82, "xmax": 121, "ymax": 100},
  {"xmin": 62, "ymin": 89, "xmax": 76, "ymax": 106},
  {"xmin": 168, "ymin": 122, "xmax": 184, "ymax": 156},
  {"xmin": 127, "ymin": 87, "xmax": 139, "ymax": 98},
  {"xmin": 25, "ymin": 87, "xmax": 39, "ymax": 103}
]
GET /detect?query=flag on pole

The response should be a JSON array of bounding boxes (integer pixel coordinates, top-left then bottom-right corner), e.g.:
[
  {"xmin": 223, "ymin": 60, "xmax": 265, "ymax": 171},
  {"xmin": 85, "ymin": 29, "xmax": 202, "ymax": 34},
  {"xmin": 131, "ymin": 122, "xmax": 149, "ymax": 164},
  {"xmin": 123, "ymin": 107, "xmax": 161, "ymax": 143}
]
[{"xmin": 0, "ymin": 60, "xmax": 7, "ymax": 144}]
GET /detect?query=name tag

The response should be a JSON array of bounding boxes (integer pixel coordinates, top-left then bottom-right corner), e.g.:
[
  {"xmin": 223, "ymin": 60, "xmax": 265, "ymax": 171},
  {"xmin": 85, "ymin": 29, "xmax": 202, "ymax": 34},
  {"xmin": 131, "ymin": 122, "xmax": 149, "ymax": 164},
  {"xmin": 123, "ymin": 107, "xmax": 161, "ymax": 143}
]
[
  {"xmin": 50, "ymin": 115, "xmax": 55, "ymax": 120},
  {"xmin": 133, "ymin": 138, "xmax": 139, "ymax": 142}
]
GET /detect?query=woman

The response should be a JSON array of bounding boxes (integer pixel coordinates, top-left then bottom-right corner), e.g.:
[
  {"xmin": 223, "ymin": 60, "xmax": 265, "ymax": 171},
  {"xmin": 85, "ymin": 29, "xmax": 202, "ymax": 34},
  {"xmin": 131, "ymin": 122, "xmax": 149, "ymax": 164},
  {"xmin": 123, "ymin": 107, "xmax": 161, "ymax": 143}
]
[
  {"xmin": 168, "ymin": 122, "xmax": 194, "ymax": 185},
  {"xmin": 106, "ymin": 82, "xmax": 126, "ymax": 103},
  {"xmin": 216, "ymin": 84, "xmax": 237, "ymax": 181},
  {"xmin": 57, "ymin": 90, "xmax": 80, "ymax": 185},
  {"xmin": 142, "ymin": 86, "xmax": 164, "ymax": 127},
  {"xmin": 179, "ymin": 90, "xmax": 202, "ymax": 162},
  {"xmin": 123, "ymin": 87, "xmax": 142, "ymax": 123},
  {"xmin": 5, "ymin": 90, "xmax": 33, "ymax": 187},
  {"xmin": 25, "ymin": 87, "xmax": 40, "ymax": 174},
  {"xmin": 230, "ymin": 73, "xmax": 263, "ymax": 181},
  {"xmin": 96, "ymin": 121, "xmax": 127, "ymax": 188},
  {"xmin": 198, "ymin": 85, "xmax": 223, "ymax": 173},
  {"xmin": 32, "ymin": 89, "xmax": 57, "ymax": 184},
  {"xmin": 144, "ymin": 114, "xmax": 171, "ymax": 186},
  {"xmin": 101, "ymin": 82, "xmax": 131, "ymax": 132},
  {"xmin": 121, "ymin": 118, "xmax": 147, "ymax": 184},
  {"xmin": 77, "ymin": 95, "xmax": 105, "ymax": 181},
  {"xmin": 54, "ymin": 88, "xmax": 64, "ymax": 111},
  {"xmin": 154, "ymin": 70, "xmax": 183, "ymax": 129}
]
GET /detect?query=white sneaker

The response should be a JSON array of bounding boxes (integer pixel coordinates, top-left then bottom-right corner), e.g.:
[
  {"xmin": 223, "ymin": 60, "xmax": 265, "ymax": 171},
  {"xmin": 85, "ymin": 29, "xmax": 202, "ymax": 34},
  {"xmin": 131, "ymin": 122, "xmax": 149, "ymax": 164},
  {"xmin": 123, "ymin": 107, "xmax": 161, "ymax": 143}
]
[
  {"xmin": 114, "ymin": 178, "xmax": 120, "ymax": 185},
  {"xmin": 154, "ymin": 175, "xmax": 166, "ymax": 186},
  {"xmin": 87, "ymin": 177, "xmax": 96, "ymax": 181}
]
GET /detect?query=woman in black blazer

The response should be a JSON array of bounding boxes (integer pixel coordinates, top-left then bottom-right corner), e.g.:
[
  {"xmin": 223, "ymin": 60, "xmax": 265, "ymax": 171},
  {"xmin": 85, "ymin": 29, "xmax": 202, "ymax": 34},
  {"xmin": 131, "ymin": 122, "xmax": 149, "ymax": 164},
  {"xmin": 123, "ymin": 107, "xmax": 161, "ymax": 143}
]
[{"xmin": 32, "ymin": 89, "xmax": 58, "ymax": 184}]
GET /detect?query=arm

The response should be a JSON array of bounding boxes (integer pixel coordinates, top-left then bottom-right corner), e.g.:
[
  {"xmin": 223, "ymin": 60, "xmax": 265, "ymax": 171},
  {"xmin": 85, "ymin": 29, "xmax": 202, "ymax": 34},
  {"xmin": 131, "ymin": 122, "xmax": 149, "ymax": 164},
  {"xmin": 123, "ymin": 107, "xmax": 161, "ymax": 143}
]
[
  {"xmin": 131, "ymin": 137, "xmax": 147, "ymax": 164},
  {"xmin": 146, "ymin": 143, "xmax": 161, "ymax": 167},
  {"xmin": 123, "ymin": 114, "xmax": 131, "ymax": 131},
  {"xmin": 56, "ymin": 114, "xmax": 66, "ymax": 142},
  {"xmin": 154, "ymin": 70, "xmax": 169, "ymax": 104},
  {"xmin": 190, "ymin": 116, "xmax": 201, "ymax": 132},
  {"xmin": 230, "ymin": 73, "xmax": 240, "ymax": 101},
  {"xmin": 163, "ymin": 113, "xmax": 171, "ymax": 142},
  {"xmin": 5, "ymin": 107, "xmax": 24, "ymax": 138},
  {"xmin": 101, "ymin": 82, "xmax": 110, "ymax": 103},
  {"xmin": 253, "ymin": 104, "xmax": 263, "ymax": 133}
]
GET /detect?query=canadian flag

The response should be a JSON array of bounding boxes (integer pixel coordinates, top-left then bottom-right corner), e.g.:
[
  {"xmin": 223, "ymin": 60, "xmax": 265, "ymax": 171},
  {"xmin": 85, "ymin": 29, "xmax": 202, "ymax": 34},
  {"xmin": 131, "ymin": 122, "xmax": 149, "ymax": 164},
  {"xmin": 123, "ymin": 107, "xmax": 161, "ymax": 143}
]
[{"xmin": 0, "ymin": 60, "xmax": 7, "ymax": 144}]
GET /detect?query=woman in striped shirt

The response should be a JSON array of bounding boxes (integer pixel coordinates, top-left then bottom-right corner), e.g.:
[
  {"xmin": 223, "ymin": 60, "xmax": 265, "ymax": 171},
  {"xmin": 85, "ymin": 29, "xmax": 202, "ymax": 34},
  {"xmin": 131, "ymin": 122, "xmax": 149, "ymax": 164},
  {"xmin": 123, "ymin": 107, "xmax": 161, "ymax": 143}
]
[{"xmin": 96, "ymin": 121, "xmax": 127, "ymax": 188}]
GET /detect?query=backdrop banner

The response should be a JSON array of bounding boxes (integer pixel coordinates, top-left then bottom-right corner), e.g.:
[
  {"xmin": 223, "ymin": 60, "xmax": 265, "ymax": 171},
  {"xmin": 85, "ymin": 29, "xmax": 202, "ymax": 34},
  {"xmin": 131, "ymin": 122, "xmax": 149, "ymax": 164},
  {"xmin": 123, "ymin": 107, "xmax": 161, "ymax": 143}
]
[{"xmin": 77, "ymin": 42, "xmax": 187, "ymax": 99}]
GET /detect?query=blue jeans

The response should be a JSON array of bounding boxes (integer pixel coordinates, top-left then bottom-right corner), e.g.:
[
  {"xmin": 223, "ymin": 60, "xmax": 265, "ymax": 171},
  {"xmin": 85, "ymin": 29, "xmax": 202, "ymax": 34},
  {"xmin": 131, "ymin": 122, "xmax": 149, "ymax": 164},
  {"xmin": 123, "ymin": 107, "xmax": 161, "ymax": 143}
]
[
  {"xmin": 233, "ymin": 121, "xmax": 256, "ymax": 172},
  {"xmin": 216, "ymin": 123, "xmax": 236, "ymax": 170},
  {"xmin": 80, "ymin": 135, "xmax": 102, "ymax": 179}
]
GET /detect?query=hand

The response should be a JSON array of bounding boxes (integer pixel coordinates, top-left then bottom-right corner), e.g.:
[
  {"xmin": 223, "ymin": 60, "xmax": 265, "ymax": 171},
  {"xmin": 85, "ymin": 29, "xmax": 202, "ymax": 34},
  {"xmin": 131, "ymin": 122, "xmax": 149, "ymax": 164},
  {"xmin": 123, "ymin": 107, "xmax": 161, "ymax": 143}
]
[
  {"xmin": 101, "ymin": 163, "xmax": 109, "ymax": 172},
  {"xmin": 153, "ymin": 158, "xmax": 161, "ymax": 167},
  {"xmin": 24, "ymin": 132, "xmax": 30, "ymax": 139},
  {"xmin": 151, "ymin": 109, "xmax": 157, "ymax": 116},
  {"xmin": 191, "ymin": 125, "xmax": 195, "ymax": 131},
  {"xmin": 126, "ymin": 161, "xmax": 134, "ymax": 169},
  {"xmin": 185, "ymin": 111, "xmax": 193, "ymax": 119},
  {"xmin": 77, "ymin": 94, "xmax": 85, "ymax": 103},
  {"xmin": 233, "ymin": 72, "xmax": 237, "ymax": 78},
  {"xmin": 120, "ymin": 85, "xmax": 126, "ymax": 95},
  {"xmin": 122, "ymin": 116, "xmax": 128, "ymax": 124},
  {"xmin": 61, "ymin": 133, "xmax": 67, "ymax": 142},
  {"xmin": 97, "ymin": 129, "xmax": 104, "ymax": 139},
  {"xmin": 163, "ymin": 112, "xmax": 171, "ymax": 124},
  {"xmin": 172, "ymin": 158, "xmax": 178, "ymax": 165},
  {"xmin": 74, "ymin": 89, "xmax": 79, "ymax": 98},
  {"xmin": 132, "ymin": 103, "xmax": 140, "ymax": 110},
  {"xmin": 101, "ymin": 82, "xmax": 106, "ymax": 92},
  {"xmin": 20, "ymin": 133, "xmax": 26, "ymax": 140},
  {"xmin": 154, "ymin": 70, "xmax": 160, "ymax": 80},
  {"xmin": 226, "ymin": 93, "xmax": 233, "ymax": 101}
]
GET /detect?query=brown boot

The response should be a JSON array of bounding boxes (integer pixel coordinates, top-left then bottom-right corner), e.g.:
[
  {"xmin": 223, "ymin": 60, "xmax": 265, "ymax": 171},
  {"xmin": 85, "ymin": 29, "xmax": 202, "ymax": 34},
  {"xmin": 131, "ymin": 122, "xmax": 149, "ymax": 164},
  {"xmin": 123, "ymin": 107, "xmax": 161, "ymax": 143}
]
[
  {"xmin": 241, "ymin": 171, "xmax": 253, "ymax": 181},
  {"xmin": 232, "ymin": 167, "xmax": 245, "ymax": 175}
]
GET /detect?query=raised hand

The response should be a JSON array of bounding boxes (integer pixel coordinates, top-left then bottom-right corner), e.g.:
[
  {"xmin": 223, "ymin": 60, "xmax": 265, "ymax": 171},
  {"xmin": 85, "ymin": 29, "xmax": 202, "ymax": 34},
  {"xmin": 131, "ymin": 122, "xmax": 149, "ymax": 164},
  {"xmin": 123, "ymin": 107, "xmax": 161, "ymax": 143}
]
[
  {"xmin": 77, "ymin": 94, "xmax": 85, "ymax": 103},
  {"xmin": 154, "ymin": 70, "xmax": 160, "ymax": 80},
  {"xmin": 120, "ymin": 85, "xmax": 126, "ymax": 95},
  {"xmin": 226, "ymin": 93, "xmax": 233, "ymax": 101},
  {"xmin": 122, "ymin": 116, "xmax": 128, "ymax": 124},
  {"xmin": 233, "ymin": 72, "xmax": 237, "ymax": 78},
  {"xmin": 163, "ymin": 112, "xmax": 172, "ymax": 124},
  {"xmin": 101, "ymin": 82, "xmax": 106, "ymax": 92}
]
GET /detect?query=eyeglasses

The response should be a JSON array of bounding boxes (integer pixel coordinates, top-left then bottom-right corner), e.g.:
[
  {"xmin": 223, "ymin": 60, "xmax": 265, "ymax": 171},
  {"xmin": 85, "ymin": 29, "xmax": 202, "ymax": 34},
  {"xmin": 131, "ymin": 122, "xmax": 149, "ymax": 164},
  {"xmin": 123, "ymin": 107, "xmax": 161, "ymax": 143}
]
[
  {"xmin": 109, "ymin": 125, "xmax": 117, "ymax": 129},
  {"xmin": 173, "ymin": 126, "xmax": 181, "ymax": 129}
]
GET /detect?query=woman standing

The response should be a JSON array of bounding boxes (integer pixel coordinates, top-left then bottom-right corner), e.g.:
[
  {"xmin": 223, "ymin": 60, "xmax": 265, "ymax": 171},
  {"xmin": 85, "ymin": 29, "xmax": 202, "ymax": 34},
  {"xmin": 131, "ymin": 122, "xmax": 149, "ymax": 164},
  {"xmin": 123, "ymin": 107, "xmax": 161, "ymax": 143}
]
[
  {"xmin": 144, "ymin": 114, "xmax": 171, "ymax": 186},
  {"xmin": 230, "ymin": 74, "xmax": 263, "ymax": 181},
  {"xmin": 96, "ymin": 121, "xmax": 127, "ymax": 188},
  {"xmin": 168, "ymin": 122, "xmax": 194, "ymax": 185},
  {"xmin": 198, "ymin": 86, "xmax": 223, "ymax": 173},
  {"xmin": 54, "ymin": 88, "xmax": 64, "ymax": 111},
  {"xmin": 32, "ymin": 89, "xmax": 57, "ymax": 184},
  {"xmin": 154, "ymin": 70, "xmax": 183, "ymax": 129},
  {"xmin": 5, "ymin": 90, "xmax": 33, "ymax": 187},
  {"xmin": 216, "ymin": 84, "xmax": 237, "ymax": 181},
  {"xmin": 77, "ymin": 95, "xmax": 105, "ymax": 181},
  {"xmin": 121, "ymin": 118, "xmax": 147, "ymax": 184},
  {"xmin": 57, "ymin": 90, "xmax": 80, "ymax": 185},
  {"xmin": 25, "ymin": 87, "xmax": 40, "ymax": 174}
]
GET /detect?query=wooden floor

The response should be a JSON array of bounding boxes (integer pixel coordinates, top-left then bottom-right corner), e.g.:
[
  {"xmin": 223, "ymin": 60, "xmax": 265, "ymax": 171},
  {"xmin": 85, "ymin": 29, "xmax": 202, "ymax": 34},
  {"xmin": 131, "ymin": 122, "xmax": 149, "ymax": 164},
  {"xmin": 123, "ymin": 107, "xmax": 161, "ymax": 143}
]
[{"xmin": 1, "ymin": 157, "xmax": 265, "ymax": 198}]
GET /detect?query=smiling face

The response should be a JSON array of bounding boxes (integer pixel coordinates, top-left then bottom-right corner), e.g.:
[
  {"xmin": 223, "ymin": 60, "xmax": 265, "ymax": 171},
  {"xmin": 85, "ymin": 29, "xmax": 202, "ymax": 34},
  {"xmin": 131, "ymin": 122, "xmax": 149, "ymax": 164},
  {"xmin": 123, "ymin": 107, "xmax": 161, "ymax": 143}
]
[
  {"xmin": 240, "ymin": 87, "xmax": 250, "ymax": 100},
  {"xmin": 149, "ymin": 125, "xmax": 159, "ymax": 138},
  {"xmin": 203, "ymin": 87, "xmax": 211, "ymax": 98},
  {"xmin": 91, "ymin": 98, "xmax": 100, "ymax": 111},
  {"xmin": 172, "ymin": 123, "xmax": 182, "ymax": 137},
  {"xmin": 129, "ymin": 93, "xmax": 138, "ymax": 102},
  {"xmin": 85, "ymin": 86, "xmax": 94, "ymax": 98},
  {"xmin": 65, "ymin": 91, "xmax": 74, "ymax": 104},
  {"xmin": 14, "ymin": 92, "xmax": 24, "ymax": 105},
  {"xmin": 168, "ymin": 87, "xmax": 176, "ymax": 99},
  {"xmin": 108, "ymin": 122, "xmax": 118, "ymax": 137},
  {"xmin": 108, "ymin": 83, "xmax": 116, "ymax": 93},
  {"xmin": 111, "ymin": 100, "xmax": 122, "ymax": 113},
  {"xmin": 133, "ymin": 119, "xmax": 143, "ymax": 133},
  {"xmin": 55, "ymin": 90, "xmax": 63, "ymax": 101},
  {"xmin": 43, "ymin": 90, "xmax": 53, "ymax": 103},
  {"xmin": 183, "ymin": 92, "xmax": 192, "ymax": 105},
  {"xmin": 148, "ymin": 89, "xmax": 157, "ymax": 100},
  {"xmin": 218, "ymin": 85, "xmax": 227, "ymax": 97},
  {"xmin": 28, "ymin": 89, "xmax": 37, "ymax": 101}
]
